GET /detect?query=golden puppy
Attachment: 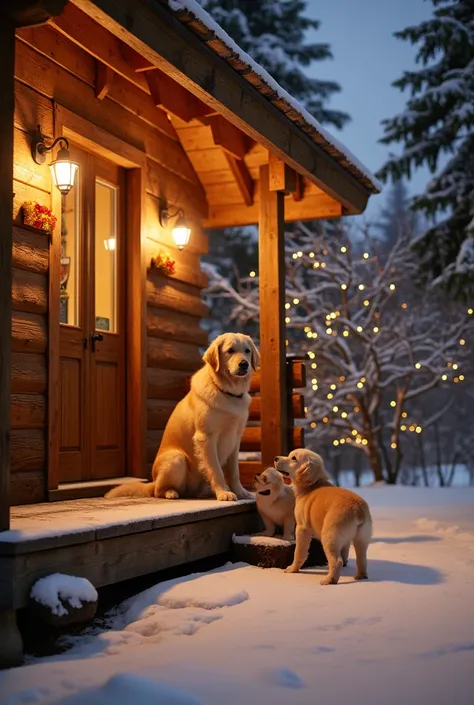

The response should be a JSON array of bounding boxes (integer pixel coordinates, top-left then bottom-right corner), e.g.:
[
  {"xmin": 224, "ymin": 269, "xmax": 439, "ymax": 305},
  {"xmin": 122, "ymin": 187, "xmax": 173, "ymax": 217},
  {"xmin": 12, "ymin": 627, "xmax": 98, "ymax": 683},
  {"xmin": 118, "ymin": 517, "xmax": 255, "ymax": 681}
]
[
  {"xmin": 275, "ymin": 448, "xmax": 372, "ymax": 584},
  {"xmin": 107, "ymin": 333, "xmax": 259, "ymax": 502},
  {"xmin": 253, "ymin": 467, "xmax": 295, "ymax": 541}
]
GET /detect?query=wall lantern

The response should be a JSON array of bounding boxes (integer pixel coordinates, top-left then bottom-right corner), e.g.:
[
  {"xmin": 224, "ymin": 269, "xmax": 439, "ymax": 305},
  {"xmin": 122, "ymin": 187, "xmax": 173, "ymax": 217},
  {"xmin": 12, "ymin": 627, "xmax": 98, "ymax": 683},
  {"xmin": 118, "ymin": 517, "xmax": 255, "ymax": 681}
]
[
  {"xmin": 159, "ymin": 204, "xmax": 191, "ymax": 251},
  {"xmin": 32, "ymin": 126, "xmax": 79, "ymax": 195}
]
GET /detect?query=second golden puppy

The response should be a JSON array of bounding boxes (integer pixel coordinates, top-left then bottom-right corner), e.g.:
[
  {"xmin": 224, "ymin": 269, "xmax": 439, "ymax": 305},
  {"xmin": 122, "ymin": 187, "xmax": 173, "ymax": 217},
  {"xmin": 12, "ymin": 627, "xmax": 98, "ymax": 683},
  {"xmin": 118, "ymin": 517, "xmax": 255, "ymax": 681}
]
[
  {"xmin": 275, "ymin": 448, "xmax": 372, "ymax": 584},
  {"xmin": 253, "ymin": 467, "xmax": 295, "ymax": 541}
]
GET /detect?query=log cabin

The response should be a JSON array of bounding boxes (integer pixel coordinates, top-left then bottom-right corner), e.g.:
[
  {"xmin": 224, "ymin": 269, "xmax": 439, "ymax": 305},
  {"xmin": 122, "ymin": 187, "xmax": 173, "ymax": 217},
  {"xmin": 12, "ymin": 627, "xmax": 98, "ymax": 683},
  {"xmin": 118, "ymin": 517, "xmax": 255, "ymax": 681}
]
[{"xmin": 0, "ymin": 0, "xmax": 380, "ymax": 665}]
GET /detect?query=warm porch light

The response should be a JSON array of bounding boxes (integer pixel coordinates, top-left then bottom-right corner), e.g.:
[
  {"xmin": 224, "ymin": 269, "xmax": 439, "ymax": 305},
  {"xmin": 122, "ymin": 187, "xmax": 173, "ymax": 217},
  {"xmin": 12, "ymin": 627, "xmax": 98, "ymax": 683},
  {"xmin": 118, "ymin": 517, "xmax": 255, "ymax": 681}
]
[
  {"xmin": 32, "ymin": 127, "xmax": 78, "ymax": 195},
  {"xmin": 159, "ymin": 204, "xmax": 192, "ymax": 250},
  {"xmin": 104, "ymin": 238, "xmax": 116, "ymax": 251}
]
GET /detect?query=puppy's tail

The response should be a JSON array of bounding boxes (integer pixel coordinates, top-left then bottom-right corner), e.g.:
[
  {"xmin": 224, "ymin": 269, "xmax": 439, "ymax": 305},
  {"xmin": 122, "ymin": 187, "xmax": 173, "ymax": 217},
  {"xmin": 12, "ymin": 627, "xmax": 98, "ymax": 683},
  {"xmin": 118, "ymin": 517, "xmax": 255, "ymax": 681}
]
[
  {"xmin": 105, "ymin": 481, "xmax": 156, "ymax": 499},
  {"xmin": 355, "ymin": 504, "xmax": 373, "ymax": 544}
]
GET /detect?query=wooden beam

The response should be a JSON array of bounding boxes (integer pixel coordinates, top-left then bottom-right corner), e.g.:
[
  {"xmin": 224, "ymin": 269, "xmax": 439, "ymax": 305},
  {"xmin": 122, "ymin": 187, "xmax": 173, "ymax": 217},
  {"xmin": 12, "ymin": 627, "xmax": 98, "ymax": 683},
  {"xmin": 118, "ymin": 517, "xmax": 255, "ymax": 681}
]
[
  {"xmin": 71, "ymin": 0, "xmax": 370, "ymax": 214},
  {"xmin": 225, "ymin": 153, "xmax": 254, "ymax": 207},
  {"xmin": 145, "ymin": 69, "xmax": 208, "ymax": 123},
  {"xmin": 258, "ymin": 165, "xmax": 287, "ymax": 466},
  {"xmin": 292, "ymin": 173, "xmax": 304, "ymax": 202},
  {"xmin": 269, "ymin": 152, "xmax": 297, "ymax": 194},
  {"xmin": 208, "ymin": 116, "xmax": 249, "ymax": 160},
  {"xmin": 95, "ymin": 61, "xmax": 113, "ymax": 100},
  {"xmin": 0, "ymin": 14, "xmax": 15, "ymax": 530},
  {"xmin": 1, "ymin": 0, "xmax": 68, "ymax": 27},
  {"xmin": 204, "ymin": 191, "xmax": 342, "ymax": 229},
  {"xmin": 119, "ymin": 43, "xmax": 155, "ymax": 72}
]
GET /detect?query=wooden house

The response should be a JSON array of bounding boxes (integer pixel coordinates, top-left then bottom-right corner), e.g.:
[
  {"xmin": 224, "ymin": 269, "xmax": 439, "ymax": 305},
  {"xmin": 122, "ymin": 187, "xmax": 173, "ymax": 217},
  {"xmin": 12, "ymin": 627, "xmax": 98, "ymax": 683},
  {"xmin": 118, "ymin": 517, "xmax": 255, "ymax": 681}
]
[{"xmin": 0, "ymin": 0, "xmax": 380, "ymax": 665}]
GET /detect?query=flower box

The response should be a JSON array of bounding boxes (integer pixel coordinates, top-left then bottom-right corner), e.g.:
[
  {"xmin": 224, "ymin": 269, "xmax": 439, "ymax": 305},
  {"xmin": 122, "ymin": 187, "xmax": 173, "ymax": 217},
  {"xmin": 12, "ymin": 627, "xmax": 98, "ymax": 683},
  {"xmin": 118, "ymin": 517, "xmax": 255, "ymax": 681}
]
[{"xmin": 22, "ymin": 201, "xmax": 57, "ymax": 235}]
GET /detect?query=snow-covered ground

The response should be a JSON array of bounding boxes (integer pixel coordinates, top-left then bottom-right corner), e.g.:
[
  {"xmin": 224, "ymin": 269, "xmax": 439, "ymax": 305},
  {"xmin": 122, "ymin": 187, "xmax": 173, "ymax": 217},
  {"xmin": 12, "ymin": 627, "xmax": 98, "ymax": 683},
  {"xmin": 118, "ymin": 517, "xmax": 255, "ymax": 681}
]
[{"xmin": 1, "ymin": 486, "xmax": 473, "ymax": 705}]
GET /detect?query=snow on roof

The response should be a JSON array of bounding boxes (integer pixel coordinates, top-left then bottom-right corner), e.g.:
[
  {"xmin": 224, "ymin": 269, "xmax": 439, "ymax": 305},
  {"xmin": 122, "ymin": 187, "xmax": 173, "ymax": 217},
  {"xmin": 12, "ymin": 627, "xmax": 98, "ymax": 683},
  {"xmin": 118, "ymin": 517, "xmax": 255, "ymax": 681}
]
[{"xmin": 165, "ymin": 0, "xmax": 382, "ymax": 195}]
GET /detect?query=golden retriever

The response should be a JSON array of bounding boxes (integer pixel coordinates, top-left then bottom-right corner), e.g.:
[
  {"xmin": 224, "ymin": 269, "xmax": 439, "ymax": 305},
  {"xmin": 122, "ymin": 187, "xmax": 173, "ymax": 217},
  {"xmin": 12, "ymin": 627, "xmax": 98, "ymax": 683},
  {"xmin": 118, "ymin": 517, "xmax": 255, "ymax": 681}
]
[
  {"xmin": 106, "ymin": 333, "xmax": 259, "ymax": 502},
  {"xmin": 275, "ymin": 448, "xmax": 372, "ymax": 584},
  {"xmin": 253, "ymin": 467, "xmax": 295, "ymax": 541}
]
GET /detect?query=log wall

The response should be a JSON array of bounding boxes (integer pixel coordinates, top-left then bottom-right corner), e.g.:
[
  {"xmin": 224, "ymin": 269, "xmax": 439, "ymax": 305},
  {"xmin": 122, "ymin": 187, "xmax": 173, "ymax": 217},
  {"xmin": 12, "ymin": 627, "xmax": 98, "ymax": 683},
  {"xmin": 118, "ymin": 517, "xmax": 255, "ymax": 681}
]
[{"xmin": 12, "ymin": 24, "xmax": 209, "ymax": 501}]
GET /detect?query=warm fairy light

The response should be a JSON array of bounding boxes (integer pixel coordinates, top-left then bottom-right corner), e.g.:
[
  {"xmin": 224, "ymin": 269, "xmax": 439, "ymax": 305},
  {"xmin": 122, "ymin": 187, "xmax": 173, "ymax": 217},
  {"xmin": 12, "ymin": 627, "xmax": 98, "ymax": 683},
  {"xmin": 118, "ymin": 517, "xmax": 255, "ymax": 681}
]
[
  {"xmin": 362, "ymin": 439, "xmax": 368, "ymax": 445},
  {"xmin": 415, "ymin": 363, "xmax": 421, "ymax": 369},
  {"xmin": 341, "ymin": 284, "xmax": 347, "ymax": 290},
  {"xmin": 363, "ymin": 299, "xmax": 370, "ymax": 306},
  {"xmin": 286, "ymin": 340, "xmax": 289, "ymax": 346},
  {"xmin": 361, "ymin": 377, "xmax": 366, "ymax": 383},
  {"xmin": 341, "ymin": 411, "xmax": 348, "ymax": 418},
  {"xmin": 327, "ymin": 393, "xmax": 334, "ymax": 400},
  {"xmin": 363, "ymin": 252, "xmax": 369, "ymax": 259},
  {"xmin": 354, "ymin": 406, "xmax": 360, "ymax": 412},
  {"xmin": 373, "ymin": 326, "xmax": 379, "ymax": 333},
  {"xmin": 454, "ymin": 377, "xmax": 459, "ymax": 383},
  {"xmin": 468, "ymin": 308, "xmax": 473, "ymax": 315},
  {"xmin": 332, "ymin": 406, "xmax": 339, "ymax": 412},
  {"xmin": 323, "ymin": 416, "xmax": 329, "ymax": 423},
  {"xmin": 401, "ymin": 425, "xmax": 407, "ymax": 431},
  {"xmin": 459, "ymin": 374, "xmax": 465, "ymax": 381},
  {"xmin": 340, "ymin": 438, "xmax": 346, "ymax": 444},
  {"xmin": 459, "ymin": 339, "xmax": 466, "ymax": 345},
  {"xmin": 308, "ymin": 352, "xmax": 315, "ymax": 359},
  {"xmin": 306, "ymin": 332, "xmax": 312, "ymax": 338},
  {"xmin": 311, "ymin": 362, "xmax": 317, "ymax": 369},
  {"xmin": 402, "ymin": 412, "xmax": 407, "ymax": 418},
  {"xmin": 343, "ymin": 330, "xmax": 349, "ymax": 337},
  {"xmin": 249, "ymin": 271, "xmax": 256, "ymax": 278},
  {"xmin": 452, "ymin": 363, "xmax": 459, "ymax": 370},
  {"xmin": 357, "ymin": 382, "xmax": 363, "ymax": 389},
  {"xmin": 341, "ymin": 246, "xmax": 347, "ymax": 253},
  {"xmin": 357, "ymin": 325, "xmax": 363, "ymax": 332},
  {"xmin": 313, "ymin": 262, "xmax": 320, "ymax": 269},
  {"xmin": 352, "ymin": 429, "xmax": 357, "ymax": 436},
  {"xmin": 321, "ymin": 262, "xmax": 327, "ymax": 268},
  {"xmin": 326, "ymin": 328, "xmax": 332, "ymax": 334},
  {"xmin": 390, "ymin": 400, "xmax": 396, "ymax": 407},
  {"xmin": 323, "ymin": 249, "xmax": 328, "ymax": 255},
  {"xmin": 292, "ymin": 253, "xmax": 298, "ymax": 260},
  {"xmin": 330, "ymin": 384, "xmax": 337, "ymax": 390},
  {"xmin": 391, "ymin": 442, "xmax": 397, "ymax": 449},
  {"xmin": 389, "ymin": 284, "xmax": 396, "ymax": 291},
  {"xmin": 333, "ymin": 440, "xmax": 339, "ymax": 446},
  {"xmin": 358, "ymin": 284, "xmax": 365, "ymax": 291},
  {"xmin": 285, "ymin": 317, "xmax": 291, "ymax": 324},
  {"xmin": 285, "ymin": 303, "xmax": 291, "ymax": 310},
  {"xmin": 415, "ymin": 426, "xmax": 422, "ymax": 434},
  {"xmin": 297, "ymin": 251, "xmax": 303, "ymax": 257},
  {"xmin": 401, "ymin": 303, "xmax": 408, "ymax": 309},
  {"xmin": 309, "ymin": 252, "xmax": 315, "ymax": 258},
  {"xmin": 293, "ymin": 298, "xmax": 300, "ymax": 305},
  {"xmin": 311, "ymin": 378, "xmax": 318, "ymax": 384},
  {"xmin": 310, "ymin": 422, "xmax": 316, "ymax": 428},
  {"xmin": 304, "ymin": 326, "xmax": 310, "ymax": 332},
  {"xmin": 340, "ymin": 376, "xmax": 345, "ymax": 382},
  {"xmin": 356, "ymin": 437, "xmax": 361, "ymax": 444}
]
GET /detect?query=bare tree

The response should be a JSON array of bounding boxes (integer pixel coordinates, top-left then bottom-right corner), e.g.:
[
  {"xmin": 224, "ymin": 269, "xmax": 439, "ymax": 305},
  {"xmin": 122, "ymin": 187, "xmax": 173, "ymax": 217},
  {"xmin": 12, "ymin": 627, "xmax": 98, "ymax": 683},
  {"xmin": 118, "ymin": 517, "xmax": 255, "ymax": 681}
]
[{"xmin": 204, "ymin": 221, "xmax": 473, "ymax": 483}]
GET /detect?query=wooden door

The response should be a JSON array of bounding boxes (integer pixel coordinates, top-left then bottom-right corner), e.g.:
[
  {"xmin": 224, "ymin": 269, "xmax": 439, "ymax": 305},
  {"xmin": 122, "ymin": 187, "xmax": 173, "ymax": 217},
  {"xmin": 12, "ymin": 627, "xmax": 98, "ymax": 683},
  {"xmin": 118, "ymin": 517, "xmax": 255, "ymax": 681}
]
[{"xmin": 58, "ymin": 148, "xmax": 126, "ymax": 482}]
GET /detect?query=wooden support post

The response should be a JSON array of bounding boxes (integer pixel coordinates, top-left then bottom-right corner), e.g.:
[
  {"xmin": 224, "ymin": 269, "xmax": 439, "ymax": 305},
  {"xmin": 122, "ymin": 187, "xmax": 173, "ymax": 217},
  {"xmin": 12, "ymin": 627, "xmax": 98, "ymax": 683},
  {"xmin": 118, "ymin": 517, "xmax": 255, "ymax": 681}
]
[
  {"xmin": 258, "ymin": 164, "xmax": 288, "ymax": 467},
  {"xmin": 0, "ymin": 15, "xmax": 15, "ymax": 531}
]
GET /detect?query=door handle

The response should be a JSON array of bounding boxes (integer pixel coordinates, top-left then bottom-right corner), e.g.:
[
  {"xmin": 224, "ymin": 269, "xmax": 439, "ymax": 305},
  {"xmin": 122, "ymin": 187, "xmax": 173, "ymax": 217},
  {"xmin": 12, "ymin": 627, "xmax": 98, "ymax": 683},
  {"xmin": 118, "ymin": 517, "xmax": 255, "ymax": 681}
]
[{"xmin": 90, "ymin": 332, "xmax": 104, "ymax": 352}]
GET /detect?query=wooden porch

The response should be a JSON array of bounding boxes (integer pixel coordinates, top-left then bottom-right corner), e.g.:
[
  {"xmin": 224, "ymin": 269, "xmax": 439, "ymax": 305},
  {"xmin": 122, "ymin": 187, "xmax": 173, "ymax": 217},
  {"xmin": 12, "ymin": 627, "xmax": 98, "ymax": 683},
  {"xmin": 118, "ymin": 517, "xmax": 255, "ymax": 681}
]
[{"xmin": 0, "ymin": 497, "xmax": 260, "ymax": 611}]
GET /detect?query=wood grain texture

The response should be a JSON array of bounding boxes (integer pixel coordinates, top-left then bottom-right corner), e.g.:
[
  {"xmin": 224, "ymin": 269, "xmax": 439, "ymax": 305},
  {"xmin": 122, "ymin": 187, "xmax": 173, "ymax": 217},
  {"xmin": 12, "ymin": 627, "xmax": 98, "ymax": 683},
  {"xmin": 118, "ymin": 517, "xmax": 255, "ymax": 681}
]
[
  {"xmin": 258, "ymin": 165, "xmax": 287, "ymax": 465},
  {"xmin": 250, "ymin": 360, "xmax": 307, "ymax": 392},
  {"xmin": 10, "ymin": 429, "xmax": 45, "ymax": 473},
  {"xmin": 12, "ymin": 226, "xmax": 49, "ymax": 274},
  {"xmin": 11, "ymin": 311, "xmax": 47, "ymax": 354},
  {"xmin": 11, "ymin": 353, "xmax": 47, "ymax": 394},
  {"xmin": 146, "ymin": 307, "xmax": 208, "ymax": 346},
  {"xmin": 146, "ymin": 430, "xmax": 164, "ymax": 464},
  {"xmin": 0, "ymin": 17, "xmax": 14, "ymax": 529},
  {"xmin": 10, "ymin": 470, "xmax": 45, "ymax": 506},
  {"xmin": 240, "ymin": 426, "xmax": 303, "ymax": 453},
  {"xmin": 146, "ymin": 272, "xmax": 208, "ymax": 318},
  {"xmin": 12, "ymin": 267, "xmax": 48, "ymax": 315},
  {"xmin": 147, "ymin": 338, "xmax": 203, "ymax": 372},
  {"xmin": 147, "ymin": 367, "xmax": 193, "ymax": 401},
  {"xmin": 10, "ymin": 394, "xmax": 46, "ymax": 430},
  {"xmin": 147, "ymin": 399, "xmax": 176, "ymax": 430},
  {"xmin": 249, "ymin": 393, "xmax": 305, "ymax": 421}
]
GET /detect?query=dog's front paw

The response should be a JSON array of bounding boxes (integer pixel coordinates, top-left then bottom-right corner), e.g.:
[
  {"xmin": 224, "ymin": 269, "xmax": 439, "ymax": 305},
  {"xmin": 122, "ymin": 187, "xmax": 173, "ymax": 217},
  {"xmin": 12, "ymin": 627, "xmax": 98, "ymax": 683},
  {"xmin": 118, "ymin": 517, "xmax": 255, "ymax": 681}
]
[
  {"xmin": 284, "ymin": 564, "xmax": 299, "ymax": 574},
  {"xmin": 216, "ymin": 489, "xmax": 238, "ymax": 502},
  {"xmin": 235, "ymin": 487, "xmax": 254, "ymax": 500},
  {"xmin": 354, "ymin": 573, "xmax": 368, "ymax": 581},
  {"xmin": 320, "ymin": 575, "xmax": 338, "ymax": 585}
]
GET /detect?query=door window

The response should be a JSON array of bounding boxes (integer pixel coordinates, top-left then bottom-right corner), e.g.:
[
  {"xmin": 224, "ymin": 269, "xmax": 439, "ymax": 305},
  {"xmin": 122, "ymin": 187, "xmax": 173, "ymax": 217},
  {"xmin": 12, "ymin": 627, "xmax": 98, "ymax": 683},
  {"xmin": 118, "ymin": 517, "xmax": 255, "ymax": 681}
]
[{"xmin": 95, "ymin": 179, "xmax": 118, "ymax": 333}]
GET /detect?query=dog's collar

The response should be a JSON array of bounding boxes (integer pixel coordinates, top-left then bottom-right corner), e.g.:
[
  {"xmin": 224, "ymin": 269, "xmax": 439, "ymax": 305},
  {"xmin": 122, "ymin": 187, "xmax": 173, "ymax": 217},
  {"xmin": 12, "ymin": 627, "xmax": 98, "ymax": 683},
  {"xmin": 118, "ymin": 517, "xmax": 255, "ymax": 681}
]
[{"xmin": 213, "ymin": 382, "xmax": 244, "ymax": 399}]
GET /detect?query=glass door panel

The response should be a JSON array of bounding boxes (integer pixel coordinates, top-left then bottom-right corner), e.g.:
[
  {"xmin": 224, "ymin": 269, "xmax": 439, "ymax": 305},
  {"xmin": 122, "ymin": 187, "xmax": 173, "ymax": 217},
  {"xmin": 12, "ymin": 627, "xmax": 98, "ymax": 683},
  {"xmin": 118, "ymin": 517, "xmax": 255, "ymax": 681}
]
[
  {"xmin": 60, "ymin": 181, "xmax": 81, "ymax": 326},
  {"xmin": 95, "ymin": 179, "xmax": 118, "ymax": 333}
]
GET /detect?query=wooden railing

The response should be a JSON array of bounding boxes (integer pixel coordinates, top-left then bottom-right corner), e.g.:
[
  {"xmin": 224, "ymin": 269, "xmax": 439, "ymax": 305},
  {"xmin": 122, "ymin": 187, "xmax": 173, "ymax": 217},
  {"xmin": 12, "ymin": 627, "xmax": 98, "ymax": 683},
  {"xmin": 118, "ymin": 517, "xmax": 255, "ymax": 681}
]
[{"xmin": 239, "ymin": 356, "xmax": 307, "ymax": 488}]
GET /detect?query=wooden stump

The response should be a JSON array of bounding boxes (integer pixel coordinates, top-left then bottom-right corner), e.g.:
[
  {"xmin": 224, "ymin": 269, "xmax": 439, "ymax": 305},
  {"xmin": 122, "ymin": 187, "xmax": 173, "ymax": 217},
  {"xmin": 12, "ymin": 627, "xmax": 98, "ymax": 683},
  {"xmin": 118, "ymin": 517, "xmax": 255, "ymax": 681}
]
[
  {"xmin": 232, "ymin": 535, "xmax": 327, "ymax": 569},
  {"xmin": 29, "ymin": 596, "xmax": 98, "ymax": 628}
]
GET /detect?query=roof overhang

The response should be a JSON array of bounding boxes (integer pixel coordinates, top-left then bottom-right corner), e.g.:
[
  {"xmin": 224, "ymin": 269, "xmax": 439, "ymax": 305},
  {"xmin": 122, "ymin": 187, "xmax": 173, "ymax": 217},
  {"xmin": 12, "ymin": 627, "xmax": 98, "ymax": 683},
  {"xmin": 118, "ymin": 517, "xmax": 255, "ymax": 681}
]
[{"xmin": 72, "ymin": 0, "xmax": 377, "ymax": 216}]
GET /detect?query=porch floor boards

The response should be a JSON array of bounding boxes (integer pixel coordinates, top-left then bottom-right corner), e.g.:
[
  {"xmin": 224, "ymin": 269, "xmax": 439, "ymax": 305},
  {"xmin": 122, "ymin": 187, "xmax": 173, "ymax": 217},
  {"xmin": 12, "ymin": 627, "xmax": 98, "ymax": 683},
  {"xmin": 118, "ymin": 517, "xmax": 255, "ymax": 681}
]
[{"xmin": 0, "ymin": 497, "xmax": 259, "ymax": 610}]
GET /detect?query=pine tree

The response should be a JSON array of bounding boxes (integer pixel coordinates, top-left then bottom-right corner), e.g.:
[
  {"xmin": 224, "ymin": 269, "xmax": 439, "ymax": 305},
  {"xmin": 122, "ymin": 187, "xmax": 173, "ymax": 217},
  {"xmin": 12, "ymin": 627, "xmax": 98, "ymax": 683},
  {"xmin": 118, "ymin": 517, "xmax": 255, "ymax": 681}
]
[
  {"xmin": 198, "ymin": 0, "xmax": 349, "ymax": 128},
  {"xmin": 377, "ymin": 0, "xmax": 474, "ymax": 299},
  {"xmin": 376, "ymin": 180, "xmax": 419, "ymax": 252}
]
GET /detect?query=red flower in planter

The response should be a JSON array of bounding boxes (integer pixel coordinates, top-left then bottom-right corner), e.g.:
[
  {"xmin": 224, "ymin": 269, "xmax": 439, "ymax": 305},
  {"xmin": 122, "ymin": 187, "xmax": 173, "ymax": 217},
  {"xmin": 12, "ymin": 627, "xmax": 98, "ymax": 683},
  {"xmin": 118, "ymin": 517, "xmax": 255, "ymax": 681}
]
[
  {"xmin": 23, "ymin": 201, "xmax": 57, "ymax": 234},
  {"xmin": 151, "ymin": 251, "xmax": 176, "ymax": 276}
]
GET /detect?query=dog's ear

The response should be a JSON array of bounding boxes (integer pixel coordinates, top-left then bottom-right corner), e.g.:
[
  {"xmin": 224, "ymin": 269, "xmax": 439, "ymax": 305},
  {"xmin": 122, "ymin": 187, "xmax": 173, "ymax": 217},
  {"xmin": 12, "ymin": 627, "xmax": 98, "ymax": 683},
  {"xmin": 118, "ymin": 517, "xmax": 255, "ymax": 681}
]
[
  {"xmin": 295, "ymin": 461, "xmax": 313, "ymax": 485},
  {"xmin": 246, "ymin": 337, "xmax": 260, "ymax": 371},
  {"xmin": 203, "ymin": 337, "xmax": 221, "ymax": 372}
]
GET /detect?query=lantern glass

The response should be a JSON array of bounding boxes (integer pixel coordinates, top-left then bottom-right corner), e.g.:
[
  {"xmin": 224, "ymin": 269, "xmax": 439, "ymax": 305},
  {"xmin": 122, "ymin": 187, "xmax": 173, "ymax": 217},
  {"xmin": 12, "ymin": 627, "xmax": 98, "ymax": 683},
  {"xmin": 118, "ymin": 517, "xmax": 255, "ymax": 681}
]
[
  {"xmin": 50, "ymin": 159, "xmax": 79, "ymax": 195},
  {"xmin": 172, "ymin": 215, "xmax": 191, "ymax": 250},
  {"xmin": 104, "ymin": 238, "xmax": 116, "ymax": 251}
]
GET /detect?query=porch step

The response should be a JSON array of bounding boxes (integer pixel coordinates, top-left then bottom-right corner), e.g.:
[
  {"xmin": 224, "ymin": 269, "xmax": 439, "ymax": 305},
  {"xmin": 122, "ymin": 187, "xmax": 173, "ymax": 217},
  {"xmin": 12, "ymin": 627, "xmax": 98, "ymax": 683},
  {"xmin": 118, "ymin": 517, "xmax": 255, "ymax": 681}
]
[{"xmin": 49, "ymin": 476, "xmax": 148, "ymax": 502}]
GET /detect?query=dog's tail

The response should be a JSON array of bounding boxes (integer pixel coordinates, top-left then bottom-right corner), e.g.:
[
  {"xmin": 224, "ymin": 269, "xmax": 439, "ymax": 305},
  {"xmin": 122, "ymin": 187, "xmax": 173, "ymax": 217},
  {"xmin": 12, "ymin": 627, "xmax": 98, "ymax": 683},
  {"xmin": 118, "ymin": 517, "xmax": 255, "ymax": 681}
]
[
  {"xmin": 355, "ymin": 503, "xmax": 373, "ymax": 544},
  {"xmin": 105, "ymin": 481, "xmax": 156, "ymax": 499}
]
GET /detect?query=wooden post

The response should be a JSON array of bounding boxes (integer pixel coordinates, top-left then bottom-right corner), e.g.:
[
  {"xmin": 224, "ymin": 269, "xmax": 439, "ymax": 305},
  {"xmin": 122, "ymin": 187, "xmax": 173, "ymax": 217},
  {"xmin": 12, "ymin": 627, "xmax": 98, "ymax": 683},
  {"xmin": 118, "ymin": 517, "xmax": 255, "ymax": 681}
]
[
  {"xmin": 0, "ymin": 15, "xmax": 15, "ymax": 531},
  {"xmin": 258, "ymin": 164, "xmax": 288, "ymax": 467}
]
